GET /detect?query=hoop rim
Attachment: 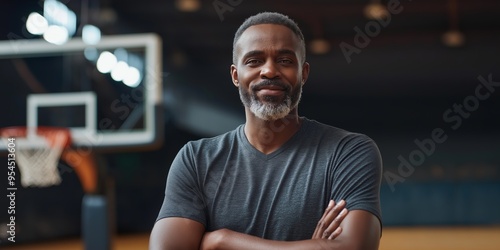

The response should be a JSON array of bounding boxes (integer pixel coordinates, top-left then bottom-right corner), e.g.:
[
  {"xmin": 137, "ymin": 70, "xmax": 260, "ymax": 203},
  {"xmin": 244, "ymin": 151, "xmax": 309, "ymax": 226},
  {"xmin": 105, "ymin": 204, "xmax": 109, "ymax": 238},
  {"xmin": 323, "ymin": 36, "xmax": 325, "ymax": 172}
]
[{"xmin": 0, "ymin": 126, "xmax": 72, "ymax": 148}]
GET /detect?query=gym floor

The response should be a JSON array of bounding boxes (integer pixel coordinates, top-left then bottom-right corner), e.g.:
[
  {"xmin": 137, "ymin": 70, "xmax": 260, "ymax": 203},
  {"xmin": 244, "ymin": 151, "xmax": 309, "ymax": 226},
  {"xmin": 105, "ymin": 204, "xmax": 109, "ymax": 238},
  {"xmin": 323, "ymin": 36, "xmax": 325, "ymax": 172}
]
[{"xmin": 2, "ymin": 226, "xmax": 500, "ymax": 250}]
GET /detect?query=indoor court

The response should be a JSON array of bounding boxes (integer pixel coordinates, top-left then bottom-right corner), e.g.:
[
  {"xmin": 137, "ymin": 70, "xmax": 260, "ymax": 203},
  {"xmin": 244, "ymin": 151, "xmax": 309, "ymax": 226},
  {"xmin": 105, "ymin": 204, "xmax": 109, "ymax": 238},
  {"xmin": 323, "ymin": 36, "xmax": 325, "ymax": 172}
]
[
  {"xmin": 1, "ymin": 0, "xmax": 499, "ymax": 250},
  {"xmin": 2, "ymin": 227, "xmax": 500, "ymax": 250}
]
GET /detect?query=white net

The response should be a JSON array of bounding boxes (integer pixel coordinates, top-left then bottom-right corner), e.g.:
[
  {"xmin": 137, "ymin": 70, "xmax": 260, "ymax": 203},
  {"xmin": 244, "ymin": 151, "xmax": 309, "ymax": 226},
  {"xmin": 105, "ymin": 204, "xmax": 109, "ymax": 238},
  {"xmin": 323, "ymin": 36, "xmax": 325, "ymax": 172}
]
[{"xmin": 11, "ymin": 131, "xmax": 68, "ymax": 187}]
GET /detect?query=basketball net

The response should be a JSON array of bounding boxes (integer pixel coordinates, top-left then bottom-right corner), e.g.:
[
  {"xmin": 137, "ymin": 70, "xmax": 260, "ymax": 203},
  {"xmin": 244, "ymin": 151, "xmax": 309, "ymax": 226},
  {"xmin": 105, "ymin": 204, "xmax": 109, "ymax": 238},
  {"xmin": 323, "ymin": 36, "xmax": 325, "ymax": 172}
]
[{"xmin": 5, "ymin": 129, "xmax": 69, "ymax": 187}]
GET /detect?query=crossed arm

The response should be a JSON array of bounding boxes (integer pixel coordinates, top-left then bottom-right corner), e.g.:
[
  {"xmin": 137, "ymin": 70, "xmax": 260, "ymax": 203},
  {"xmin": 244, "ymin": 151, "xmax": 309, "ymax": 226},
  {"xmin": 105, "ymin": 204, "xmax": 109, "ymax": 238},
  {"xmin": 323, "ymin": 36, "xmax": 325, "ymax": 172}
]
[{"xmin": 149, "ymin": 200, "xmax": 381, "ymax": 250}]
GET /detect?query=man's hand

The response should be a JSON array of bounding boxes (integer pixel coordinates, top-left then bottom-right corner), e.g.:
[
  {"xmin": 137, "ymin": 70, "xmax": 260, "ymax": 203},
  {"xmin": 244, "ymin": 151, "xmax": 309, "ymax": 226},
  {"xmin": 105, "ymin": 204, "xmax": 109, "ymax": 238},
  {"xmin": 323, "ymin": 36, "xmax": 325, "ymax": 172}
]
[{"xmin": 311, "ymin": 200, "xmax": 348, "ymax": 240}]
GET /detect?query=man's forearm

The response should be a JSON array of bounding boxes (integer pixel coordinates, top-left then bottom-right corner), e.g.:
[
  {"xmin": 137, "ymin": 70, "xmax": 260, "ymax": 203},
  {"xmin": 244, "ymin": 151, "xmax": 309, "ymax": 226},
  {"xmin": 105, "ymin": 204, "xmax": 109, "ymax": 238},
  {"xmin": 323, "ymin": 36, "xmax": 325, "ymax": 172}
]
[
  {"xmin": 200, "ymin": 207, "xmax": 380, "ymax": 250},
  {"xmin": 201, "ymin": 229, "xmax": 343, "ymax": 250}
]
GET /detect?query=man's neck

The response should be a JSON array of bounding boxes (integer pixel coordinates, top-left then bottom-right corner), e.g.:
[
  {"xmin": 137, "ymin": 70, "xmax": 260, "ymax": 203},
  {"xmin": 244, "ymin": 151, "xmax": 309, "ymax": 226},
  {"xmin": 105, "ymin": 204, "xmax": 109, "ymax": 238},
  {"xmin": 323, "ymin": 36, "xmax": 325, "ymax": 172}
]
[{"xmin": 244, "ymin": 110, "xmax": 303, "ymax": 155}]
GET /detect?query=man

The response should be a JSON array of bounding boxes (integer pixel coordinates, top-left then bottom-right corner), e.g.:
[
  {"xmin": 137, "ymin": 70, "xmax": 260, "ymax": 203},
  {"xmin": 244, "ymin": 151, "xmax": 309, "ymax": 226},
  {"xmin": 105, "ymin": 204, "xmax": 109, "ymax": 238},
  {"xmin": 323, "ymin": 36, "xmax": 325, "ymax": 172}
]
[{"xmin": 150, "ymin": 12, "xmax": 382, "ymax": 250}]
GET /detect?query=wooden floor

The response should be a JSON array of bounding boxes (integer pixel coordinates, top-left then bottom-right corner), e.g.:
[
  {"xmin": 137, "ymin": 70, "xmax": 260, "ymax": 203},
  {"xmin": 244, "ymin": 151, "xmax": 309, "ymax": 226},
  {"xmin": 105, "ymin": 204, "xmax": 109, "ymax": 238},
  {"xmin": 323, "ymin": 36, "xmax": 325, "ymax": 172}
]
[
  {"xmin": 2, "ymin": 227, "xmax": 500, "ymax": 250},
  {"xmin": 380, "ymin": 226, "xmax": 500, "ymax": 250}
]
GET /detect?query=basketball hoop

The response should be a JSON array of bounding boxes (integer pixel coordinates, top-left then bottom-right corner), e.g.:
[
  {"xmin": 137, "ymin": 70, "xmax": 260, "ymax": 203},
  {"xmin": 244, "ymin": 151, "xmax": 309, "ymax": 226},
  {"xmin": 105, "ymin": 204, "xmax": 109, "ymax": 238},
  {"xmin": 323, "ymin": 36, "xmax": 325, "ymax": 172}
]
[
  {"xmin": 1, "ymin": 126, "xmax": 99, "ymax": 193},
  {"xmin": 1, "ymin": 127, "xmax": 71, "ymax": 188}
]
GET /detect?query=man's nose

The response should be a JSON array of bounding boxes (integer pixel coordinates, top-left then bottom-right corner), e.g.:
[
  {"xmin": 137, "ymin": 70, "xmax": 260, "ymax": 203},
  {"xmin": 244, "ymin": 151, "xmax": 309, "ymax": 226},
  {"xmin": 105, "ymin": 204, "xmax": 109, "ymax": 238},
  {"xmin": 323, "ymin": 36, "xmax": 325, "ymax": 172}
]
[{"xmin": 260, "ymin": 60, "xmax": 281, "ymax": 79}]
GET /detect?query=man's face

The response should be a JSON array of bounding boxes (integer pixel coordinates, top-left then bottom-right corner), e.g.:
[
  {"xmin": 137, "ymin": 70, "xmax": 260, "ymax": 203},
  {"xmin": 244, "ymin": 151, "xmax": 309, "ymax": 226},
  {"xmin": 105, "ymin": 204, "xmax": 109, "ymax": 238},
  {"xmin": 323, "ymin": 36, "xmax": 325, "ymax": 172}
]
[{"xmin": 231, "ymin": 24, "xmax": 309, "ymax": 121}]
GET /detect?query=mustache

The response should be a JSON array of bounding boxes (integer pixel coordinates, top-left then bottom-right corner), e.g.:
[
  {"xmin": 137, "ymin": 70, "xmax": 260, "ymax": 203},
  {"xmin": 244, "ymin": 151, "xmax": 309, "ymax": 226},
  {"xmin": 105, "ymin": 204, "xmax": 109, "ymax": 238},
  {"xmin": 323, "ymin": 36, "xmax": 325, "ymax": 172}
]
[{"xmin": 251, "ymin": 79, "xmax": 291, "ymax": 92}]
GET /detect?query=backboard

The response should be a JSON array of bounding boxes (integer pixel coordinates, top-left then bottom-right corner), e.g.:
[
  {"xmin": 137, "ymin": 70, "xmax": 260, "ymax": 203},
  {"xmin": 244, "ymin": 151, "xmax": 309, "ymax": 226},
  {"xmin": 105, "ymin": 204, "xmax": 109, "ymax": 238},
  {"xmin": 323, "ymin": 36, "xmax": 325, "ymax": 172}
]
[{"xmin": 0, "ymin": 33, "xmax": 163, "ymax": 151}]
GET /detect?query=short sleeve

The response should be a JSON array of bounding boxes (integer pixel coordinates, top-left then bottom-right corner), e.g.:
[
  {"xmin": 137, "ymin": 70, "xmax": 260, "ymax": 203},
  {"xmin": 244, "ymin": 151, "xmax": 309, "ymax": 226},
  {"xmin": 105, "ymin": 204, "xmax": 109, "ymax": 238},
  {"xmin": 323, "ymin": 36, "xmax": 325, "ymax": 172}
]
[
  {"xmin": 155, "ymin": 143, "xmax": 207, "ymax": 227},
  {"xmin": 331, "ymin": 134, "xmax": 383, "ymax": 227}
]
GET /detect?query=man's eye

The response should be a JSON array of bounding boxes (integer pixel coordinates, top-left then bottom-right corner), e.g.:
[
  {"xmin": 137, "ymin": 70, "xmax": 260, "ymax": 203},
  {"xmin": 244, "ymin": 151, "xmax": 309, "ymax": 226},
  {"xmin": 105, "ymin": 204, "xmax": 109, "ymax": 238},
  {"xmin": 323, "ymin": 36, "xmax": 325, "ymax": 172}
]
[
  {"xmin": 246, "ymin": 59, "xmax": 261, "ymax": 65},
  {"xmin": 278, "ymin": 59, "xmax": 293, "ymax": 64}
]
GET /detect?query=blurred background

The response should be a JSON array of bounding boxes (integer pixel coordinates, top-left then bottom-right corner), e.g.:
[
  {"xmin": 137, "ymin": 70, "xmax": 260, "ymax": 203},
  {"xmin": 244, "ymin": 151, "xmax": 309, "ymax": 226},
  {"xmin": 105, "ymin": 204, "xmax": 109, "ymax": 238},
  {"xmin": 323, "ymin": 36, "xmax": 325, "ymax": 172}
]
[{"xmin": 0, "ymin": 0, "xmax": 499, "ymax": 249}]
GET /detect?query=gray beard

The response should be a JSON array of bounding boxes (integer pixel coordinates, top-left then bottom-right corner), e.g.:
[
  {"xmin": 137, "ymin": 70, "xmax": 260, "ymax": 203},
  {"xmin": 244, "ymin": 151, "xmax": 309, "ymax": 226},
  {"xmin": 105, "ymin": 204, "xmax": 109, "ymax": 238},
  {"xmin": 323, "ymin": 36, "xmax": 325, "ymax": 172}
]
[{"xmin": 238, "ymin": 82, "xmax": 302, "ymax": 121}]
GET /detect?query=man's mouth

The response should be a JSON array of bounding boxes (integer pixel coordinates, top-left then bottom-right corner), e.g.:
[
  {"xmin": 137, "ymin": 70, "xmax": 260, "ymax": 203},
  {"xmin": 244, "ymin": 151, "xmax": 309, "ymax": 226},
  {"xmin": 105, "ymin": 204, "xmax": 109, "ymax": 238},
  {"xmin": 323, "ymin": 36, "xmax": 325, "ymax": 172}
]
[
  {"xmin": 251, "ymin": 80, "xmax": 290, "ymax": 98},
  {"xmin": 256, "ymin": 85, "xmax": 285, "ymax": 91},
  {"xmin": 255, "ymin": 85, "xmax": 285, "ymax": 96}
]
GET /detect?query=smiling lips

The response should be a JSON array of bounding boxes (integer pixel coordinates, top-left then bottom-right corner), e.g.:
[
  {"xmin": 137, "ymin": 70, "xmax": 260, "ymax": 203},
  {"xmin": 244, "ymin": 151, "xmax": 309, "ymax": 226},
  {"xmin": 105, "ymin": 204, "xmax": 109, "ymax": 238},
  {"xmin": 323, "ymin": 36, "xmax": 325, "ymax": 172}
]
[
  {"xmin": 255, "ymin": 85, "xmax": 286, "ymax": 96},
  {"xmin": 257, "ymin": 88, "xmax": 285, "ymax": 96}
]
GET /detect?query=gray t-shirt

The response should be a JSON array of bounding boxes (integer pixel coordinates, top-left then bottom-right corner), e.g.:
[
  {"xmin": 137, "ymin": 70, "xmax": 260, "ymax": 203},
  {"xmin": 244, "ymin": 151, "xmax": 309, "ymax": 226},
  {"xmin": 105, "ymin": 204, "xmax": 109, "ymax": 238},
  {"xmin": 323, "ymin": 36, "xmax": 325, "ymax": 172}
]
[{"xmin": 157, "ymin": 118, "xmax": 382, "ymax": 241}]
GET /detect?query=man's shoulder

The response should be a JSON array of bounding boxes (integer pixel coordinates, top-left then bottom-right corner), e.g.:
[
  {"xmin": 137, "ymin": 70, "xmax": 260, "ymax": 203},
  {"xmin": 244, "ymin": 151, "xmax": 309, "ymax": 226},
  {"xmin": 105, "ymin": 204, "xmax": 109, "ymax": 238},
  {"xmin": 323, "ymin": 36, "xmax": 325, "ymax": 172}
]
[
  {"xmin": 304, "ymin": 118, "xmax": 373, "ymax": 143},
  {"xmin": 185, "ymin": 124, "xmax": 243, "ymax": 151}
]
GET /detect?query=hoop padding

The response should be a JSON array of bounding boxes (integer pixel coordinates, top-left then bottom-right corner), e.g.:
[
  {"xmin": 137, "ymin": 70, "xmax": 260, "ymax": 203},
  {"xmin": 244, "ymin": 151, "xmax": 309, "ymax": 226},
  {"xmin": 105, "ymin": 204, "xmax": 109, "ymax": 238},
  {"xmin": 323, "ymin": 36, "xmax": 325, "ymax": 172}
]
[
  {"xmin": 61, "ymin": 149, "xmax": 98, "ymax": 194},
  {"xmin": 1, "ymin": 127, "xmax": 71, "ymax": 188}
]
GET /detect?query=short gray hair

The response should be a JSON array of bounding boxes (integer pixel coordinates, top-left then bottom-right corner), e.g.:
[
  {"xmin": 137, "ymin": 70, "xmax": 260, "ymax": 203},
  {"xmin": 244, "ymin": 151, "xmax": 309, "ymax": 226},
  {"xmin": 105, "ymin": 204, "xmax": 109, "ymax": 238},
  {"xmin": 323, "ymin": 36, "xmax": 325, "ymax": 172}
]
[{"xmin": 232, "ymin": 12, "xmax": 306, "ymax": 64}]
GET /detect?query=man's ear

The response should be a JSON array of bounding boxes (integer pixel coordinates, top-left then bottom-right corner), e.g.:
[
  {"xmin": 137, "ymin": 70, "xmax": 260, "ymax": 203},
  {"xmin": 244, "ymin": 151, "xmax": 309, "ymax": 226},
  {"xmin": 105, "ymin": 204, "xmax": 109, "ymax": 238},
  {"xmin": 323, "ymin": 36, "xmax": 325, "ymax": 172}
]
[
  {"xmin": 301, "ymin": 62, "xmax": 310, "ymax": 85},
  {"xmin": 231, "ymin": 64, "xmax": 239, "ymax": 87}
]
